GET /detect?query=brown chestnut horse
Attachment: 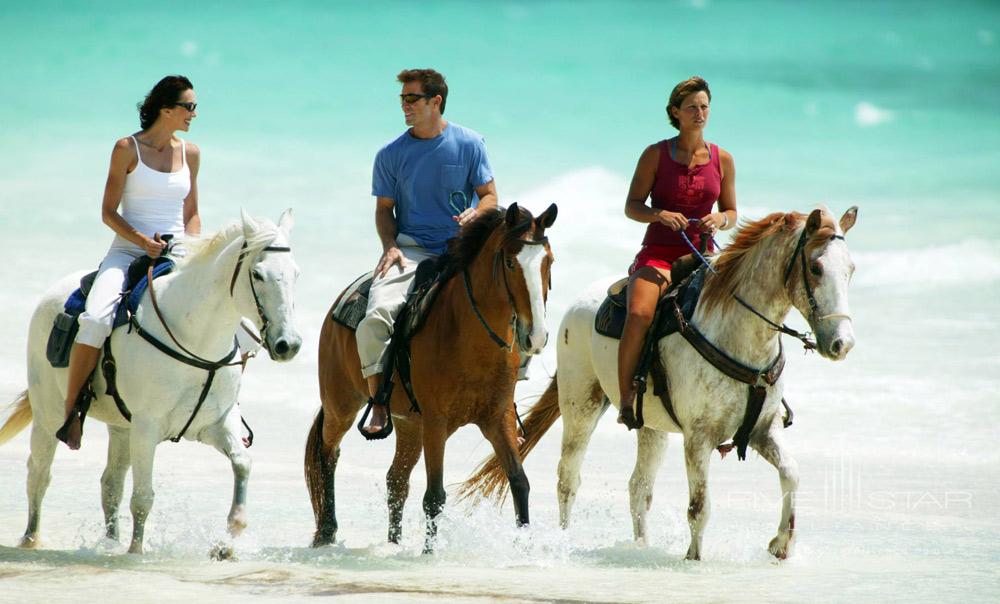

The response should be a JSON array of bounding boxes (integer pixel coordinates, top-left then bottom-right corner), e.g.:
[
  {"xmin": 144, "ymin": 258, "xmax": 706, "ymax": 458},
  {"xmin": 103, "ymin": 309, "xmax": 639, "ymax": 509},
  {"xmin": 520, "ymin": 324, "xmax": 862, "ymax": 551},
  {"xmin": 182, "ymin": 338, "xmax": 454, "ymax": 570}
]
[{"xmin": 305, "ymin": 203, "xmax": 557, "ymax": 552}]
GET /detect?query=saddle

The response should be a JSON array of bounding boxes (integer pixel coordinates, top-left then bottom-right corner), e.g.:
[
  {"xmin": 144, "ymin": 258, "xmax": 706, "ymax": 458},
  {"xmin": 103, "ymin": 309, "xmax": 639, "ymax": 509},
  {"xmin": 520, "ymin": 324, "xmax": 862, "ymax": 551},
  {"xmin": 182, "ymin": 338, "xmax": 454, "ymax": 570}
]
[
  {"xmin": 45, "ymin": 256, "xmax": 175, "ymax": 368},
  {"xmin": 594, "ymin": 253, "xmax": 707, "ymax": 341},
  {"xmin": 331, "ymin": 255, "xmax": 455, "ymax": 427},
  {"xmin": 330, "ymin": 254, "xmax": 451, "ymax": 341}
]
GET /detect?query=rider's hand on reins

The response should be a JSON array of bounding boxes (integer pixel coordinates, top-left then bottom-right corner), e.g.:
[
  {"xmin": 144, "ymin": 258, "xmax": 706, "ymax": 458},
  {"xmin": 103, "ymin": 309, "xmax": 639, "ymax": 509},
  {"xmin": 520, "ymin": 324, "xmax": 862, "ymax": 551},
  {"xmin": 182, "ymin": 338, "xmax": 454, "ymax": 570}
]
[
  {"xmin": 453, "ymin": 207, "xmax": 478, "ymax": 226},
  {"xmin": 656, "ymin": 210, "xmax": 689, "ymax": 231},
  {"xmin": 696, "ymin": 213, "xmax": 724, "ymax": 235},
  {"xmin": 144, "ymin": 233, "xmax": 167, "ymax": 259},
  {"xmin": 375, "ymin": 246, "xmax": 405, "ymax": 279}
]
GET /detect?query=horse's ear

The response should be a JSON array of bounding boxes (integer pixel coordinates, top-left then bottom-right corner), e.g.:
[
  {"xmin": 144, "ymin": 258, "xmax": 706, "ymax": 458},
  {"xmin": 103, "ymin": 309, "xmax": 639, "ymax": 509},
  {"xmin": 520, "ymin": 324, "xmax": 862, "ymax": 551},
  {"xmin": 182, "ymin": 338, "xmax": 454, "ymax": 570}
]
[
  {"xmin": 504, "ymin": 203, "xmax": 520, "ymax": 229},
  {"xmin": 278, "ymin": 208, "xmax": 295, "ymax": 239},
  {"xmin": 241, "ymin": 208, "xmax": 259, "ymax": 238},
  {"xmin": 538, "ymin": 203, "xmax": 558, "ymax": 228},
  {"xmin": 806, "ymin": 208, "xmax": 823, "ymax": 236},
  {"xmin": 839, "ymin": 206, "xmax": 858, "ymax": 235}
]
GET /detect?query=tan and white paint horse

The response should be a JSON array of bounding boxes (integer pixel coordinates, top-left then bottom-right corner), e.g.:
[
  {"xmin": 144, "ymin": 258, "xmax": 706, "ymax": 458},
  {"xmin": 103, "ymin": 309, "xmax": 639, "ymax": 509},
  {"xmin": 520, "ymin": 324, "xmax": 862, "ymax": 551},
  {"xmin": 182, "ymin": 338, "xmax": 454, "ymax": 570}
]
[{"xmin": 464, "ymin": 206, "xmax": 857, "ymax": 560}]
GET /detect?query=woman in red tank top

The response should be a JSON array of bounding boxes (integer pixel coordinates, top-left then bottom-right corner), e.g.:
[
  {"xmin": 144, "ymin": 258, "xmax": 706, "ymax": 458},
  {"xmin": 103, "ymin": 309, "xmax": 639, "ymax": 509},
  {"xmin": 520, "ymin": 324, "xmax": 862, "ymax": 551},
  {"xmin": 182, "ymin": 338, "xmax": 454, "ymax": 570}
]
[{"xmin": 617, "ymin": 76, "xmax": 738, "ymax": 429}]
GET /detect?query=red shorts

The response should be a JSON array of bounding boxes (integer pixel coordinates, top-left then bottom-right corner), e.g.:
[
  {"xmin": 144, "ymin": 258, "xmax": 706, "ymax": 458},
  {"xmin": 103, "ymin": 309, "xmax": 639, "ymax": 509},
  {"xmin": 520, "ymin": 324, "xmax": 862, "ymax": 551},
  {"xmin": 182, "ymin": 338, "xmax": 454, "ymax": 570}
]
[{"xmin": 628, "ymin": 244, "xmax": 693, "ymax": 275}]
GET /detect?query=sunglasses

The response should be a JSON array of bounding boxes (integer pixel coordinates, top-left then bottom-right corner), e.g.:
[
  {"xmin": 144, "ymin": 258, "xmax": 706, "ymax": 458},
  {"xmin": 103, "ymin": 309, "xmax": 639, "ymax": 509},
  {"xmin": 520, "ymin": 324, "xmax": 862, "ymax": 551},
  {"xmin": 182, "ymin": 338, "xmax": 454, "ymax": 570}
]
[
  {"xmin": 399, "ymin": 93, "xmax": 435, "ymax": 104},
  {"xmin": 173, "ymin": 102, "xmax": 197, "ymax": 112}
]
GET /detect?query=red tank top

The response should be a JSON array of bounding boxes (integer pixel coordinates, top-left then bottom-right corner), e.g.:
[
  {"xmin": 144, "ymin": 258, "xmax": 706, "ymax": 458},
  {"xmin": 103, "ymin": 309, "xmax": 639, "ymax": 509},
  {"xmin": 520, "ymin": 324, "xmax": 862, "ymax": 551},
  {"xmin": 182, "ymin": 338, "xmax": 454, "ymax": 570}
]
[{"xmin": 642, "ymin": 139, "xmax": 722, "ymax": 248}]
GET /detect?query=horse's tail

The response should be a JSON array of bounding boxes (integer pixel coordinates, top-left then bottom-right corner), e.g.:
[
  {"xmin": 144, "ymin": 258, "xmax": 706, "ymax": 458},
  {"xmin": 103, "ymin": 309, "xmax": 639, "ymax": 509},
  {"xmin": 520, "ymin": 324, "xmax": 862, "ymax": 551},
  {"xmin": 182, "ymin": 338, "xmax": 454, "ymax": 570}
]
[
  {"xmin": 459, "ymin": 376, "xmax": 561, "ymax": 505},
  {"xmin": 304, "ymin": 407, "xmax": 327, "ymax": 529},
  {"xmin": 0, "ymin": 390, "xmax": 32, "ymax": 446}
]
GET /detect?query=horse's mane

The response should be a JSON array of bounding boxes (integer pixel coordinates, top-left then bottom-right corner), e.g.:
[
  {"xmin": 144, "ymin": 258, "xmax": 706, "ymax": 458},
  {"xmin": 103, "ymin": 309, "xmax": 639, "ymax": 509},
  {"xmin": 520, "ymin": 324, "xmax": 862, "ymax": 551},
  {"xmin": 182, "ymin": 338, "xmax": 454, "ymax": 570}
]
[
  {"xmin": 699, "ymin": 211, "xmax": 806, "ymax": 314},
  {"xmin": 443, "ymin": 206, "xmax": 531, "ymax": 273},
  {"xmin": 176, "ymin": 218, "xmax": 280, "ymax": 267}
]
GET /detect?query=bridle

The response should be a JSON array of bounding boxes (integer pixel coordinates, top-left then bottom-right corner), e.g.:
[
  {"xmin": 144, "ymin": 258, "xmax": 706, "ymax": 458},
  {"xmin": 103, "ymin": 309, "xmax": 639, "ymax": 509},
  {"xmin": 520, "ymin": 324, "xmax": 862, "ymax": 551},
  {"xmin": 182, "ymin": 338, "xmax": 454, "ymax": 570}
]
[
  {"xmin": 229, "ymin": 240, "xmax": 293, "ymax": 354},
  {"xmin": 124, "ymin": 236, "xmax": 292, "ymax": 443},
  {"xmin": 782, "ymin": 226, "xmax": 852, "ymax": 325},
  {"xmin": 463, "ymin": 231, "xmax": 549, "ymax": 351},
  {"xmin": 680, "ymin": 219, "xmax": 851, "ymax": 352}
]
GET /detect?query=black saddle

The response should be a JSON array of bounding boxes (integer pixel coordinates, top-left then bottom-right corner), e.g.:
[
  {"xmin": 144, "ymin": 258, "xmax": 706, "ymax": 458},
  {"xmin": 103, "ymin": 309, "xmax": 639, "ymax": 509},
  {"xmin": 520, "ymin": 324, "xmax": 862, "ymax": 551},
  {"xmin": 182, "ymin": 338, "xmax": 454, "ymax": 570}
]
[
  {"xmin": 330, "ymin": 254, "xmax": 451, "ymax": 341},
  {"xmin": 595, "ymin": 255, "xmax": 708, "ymax": 341}
]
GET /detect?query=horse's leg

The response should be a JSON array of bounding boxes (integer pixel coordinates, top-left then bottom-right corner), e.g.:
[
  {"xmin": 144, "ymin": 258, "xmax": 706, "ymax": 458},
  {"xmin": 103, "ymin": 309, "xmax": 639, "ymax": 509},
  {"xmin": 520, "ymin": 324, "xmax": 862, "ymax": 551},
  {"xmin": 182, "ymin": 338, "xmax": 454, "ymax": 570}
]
[
  {"xmin": 387, "ymin": 419, "xmax": 422, "ymax": 544},
  {"xmin": 683, "ymin": 436, "xmax": 714, "ymax": 561},
  {"xmin": 101, "ymin": 425, "xmax": 131, "ymax": 541},
  {"xmin": 557, "ymin": 382, "xmax": 608, "ymax": 529},
  {"xmin": 629, "ymin": 427, "xmax": 669, "ymax": 544},
  {"xmin": 127, "ymin": 421, "xmax": 159, "ymax": 554},
  {"xmin": 198, "ymin": 412, "xmax": 251, "ymax": 538},
  {"xmin": 752, "ymin": 416, "xmax": 799, "ymax": 560},
  {"xmin": 20, "ymin": 422, "xmax": 58, "ymax": 548},
  {"xmin": 421, "ymin": 416, "xmax": 449, "ymax": 554},
  {"xmin": 479, "ymin": 416, "xmax": 530, "ymax": 527},
  {"xmin": 307, "ymin": 405, "xmax": 356, "ymax": 547}
]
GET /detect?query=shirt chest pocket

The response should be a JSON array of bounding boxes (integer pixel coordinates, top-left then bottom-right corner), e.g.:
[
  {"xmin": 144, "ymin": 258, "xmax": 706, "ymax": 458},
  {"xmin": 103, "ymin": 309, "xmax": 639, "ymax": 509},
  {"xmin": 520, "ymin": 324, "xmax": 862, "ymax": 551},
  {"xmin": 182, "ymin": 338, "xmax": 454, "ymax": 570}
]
[{"xmin": 440, "ymin": 164, "xmax": 467, "ymax": 191}]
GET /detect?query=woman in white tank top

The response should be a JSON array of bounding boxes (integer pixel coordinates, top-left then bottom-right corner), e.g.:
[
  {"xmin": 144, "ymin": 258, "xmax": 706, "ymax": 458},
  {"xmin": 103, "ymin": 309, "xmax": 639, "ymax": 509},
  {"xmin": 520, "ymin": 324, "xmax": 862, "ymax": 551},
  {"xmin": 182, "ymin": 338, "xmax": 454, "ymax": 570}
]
[{"xmin": 58, "ymin": 75, "xmax": 202, "ymax": 450}]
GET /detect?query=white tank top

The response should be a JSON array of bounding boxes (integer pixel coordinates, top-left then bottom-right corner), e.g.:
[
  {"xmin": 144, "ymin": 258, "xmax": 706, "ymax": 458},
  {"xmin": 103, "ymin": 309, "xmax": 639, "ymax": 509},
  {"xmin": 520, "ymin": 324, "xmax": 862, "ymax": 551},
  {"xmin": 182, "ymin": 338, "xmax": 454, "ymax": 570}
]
[{"xmin": 113, "ymin": 136, "xmax": 190, "ymax": 248}]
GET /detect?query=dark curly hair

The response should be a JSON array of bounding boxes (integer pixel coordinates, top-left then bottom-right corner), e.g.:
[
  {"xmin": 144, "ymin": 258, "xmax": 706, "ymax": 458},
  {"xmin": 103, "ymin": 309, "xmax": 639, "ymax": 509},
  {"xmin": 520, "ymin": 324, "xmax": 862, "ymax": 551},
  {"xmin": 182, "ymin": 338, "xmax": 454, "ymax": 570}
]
[
  {"xmin": 137, "ymin": 75, "xmax": 194, "ymax": 130},
  {"xmin": 666, "ymin": 76, "xmax": 711, "ymax": 130},
  {"xmin": 397, "ymin": 68, "xmax": 448, "ymax": 114}
]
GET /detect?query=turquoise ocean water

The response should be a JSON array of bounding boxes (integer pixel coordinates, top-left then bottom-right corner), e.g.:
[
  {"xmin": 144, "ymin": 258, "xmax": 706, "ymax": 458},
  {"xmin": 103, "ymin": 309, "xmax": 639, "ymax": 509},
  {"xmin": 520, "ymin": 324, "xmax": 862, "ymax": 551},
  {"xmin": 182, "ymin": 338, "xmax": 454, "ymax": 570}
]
[{"xmin": 1, "ymin": 1, "xmax": 998, "ymax": 602}]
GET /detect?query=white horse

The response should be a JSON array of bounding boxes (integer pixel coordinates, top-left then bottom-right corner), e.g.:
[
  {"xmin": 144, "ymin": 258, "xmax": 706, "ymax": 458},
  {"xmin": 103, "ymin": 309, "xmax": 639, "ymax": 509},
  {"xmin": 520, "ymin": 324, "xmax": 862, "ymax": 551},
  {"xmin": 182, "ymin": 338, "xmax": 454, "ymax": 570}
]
[
  {"xmin": 463, "ymin": 206, "xmax": 857, "ymax": 560},
  {"xmin": 0, "ymin": 210, "xmax": 301, "ymax": 554}
]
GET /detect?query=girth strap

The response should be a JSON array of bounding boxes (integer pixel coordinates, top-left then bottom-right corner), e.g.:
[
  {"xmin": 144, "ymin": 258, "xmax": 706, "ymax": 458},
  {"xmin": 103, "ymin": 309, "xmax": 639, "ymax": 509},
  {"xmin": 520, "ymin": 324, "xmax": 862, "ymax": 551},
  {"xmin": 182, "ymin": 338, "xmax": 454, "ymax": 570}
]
[{"xmin": 169, "ymin": 368, "xmax": 218, "ymax": 443}]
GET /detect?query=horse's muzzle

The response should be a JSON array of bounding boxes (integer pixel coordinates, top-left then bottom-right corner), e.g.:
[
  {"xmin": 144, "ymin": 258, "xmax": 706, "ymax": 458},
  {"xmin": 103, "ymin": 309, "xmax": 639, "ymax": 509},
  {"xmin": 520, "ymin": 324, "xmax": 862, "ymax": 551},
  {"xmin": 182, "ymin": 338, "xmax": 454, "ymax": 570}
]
[
  {"xmin": 817, "ymin": 318, "xmax": 854, "ymax": 361},
  {"xmin": 268, "ymin": 332, "xmax": 302, "ymax": 361},
  {"xmin": 517, "ymin": 319, "xmax": 547, "ymax": 356}
]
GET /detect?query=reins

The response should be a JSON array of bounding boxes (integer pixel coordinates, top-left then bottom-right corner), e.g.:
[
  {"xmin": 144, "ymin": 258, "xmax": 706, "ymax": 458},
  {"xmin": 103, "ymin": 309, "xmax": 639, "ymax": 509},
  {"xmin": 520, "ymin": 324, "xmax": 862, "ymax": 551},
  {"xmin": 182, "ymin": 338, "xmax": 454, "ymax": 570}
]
[
  {"xmin": 125, "ymin": 236, "xmax": 291, "ymax": 442},
  {"xmin": 679, "ymin": 220, "xmax": 818, "ymax": 351}
]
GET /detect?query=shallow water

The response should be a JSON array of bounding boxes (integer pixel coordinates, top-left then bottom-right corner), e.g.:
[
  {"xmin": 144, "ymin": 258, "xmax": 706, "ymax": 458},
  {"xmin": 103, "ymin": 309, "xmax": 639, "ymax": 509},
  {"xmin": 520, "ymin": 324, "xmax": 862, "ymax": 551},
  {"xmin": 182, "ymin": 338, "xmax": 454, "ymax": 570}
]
[{"xmin": 2, "ymin": 1, "xmax": 999, "ymax": 603}]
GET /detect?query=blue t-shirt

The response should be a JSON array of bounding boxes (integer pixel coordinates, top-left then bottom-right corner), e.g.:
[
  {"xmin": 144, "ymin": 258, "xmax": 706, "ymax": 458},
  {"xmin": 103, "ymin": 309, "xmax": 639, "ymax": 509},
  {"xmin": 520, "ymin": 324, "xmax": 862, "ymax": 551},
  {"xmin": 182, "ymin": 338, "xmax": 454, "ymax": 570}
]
[{"xmin": 372, "ymin": 122, "xmax": 494, "ymax": 254}]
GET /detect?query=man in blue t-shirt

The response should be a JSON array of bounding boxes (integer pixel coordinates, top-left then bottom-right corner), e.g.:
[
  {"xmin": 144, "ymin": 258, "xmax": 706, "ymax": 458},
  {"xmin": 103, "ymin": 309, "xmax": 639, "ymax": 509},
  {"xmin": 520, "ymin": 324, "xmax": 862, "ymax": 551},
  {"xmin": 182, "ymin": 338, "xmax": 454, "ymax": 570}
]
[{"xmin": 358, "ymin": 68, "xmax": 497, "ymax": 437}]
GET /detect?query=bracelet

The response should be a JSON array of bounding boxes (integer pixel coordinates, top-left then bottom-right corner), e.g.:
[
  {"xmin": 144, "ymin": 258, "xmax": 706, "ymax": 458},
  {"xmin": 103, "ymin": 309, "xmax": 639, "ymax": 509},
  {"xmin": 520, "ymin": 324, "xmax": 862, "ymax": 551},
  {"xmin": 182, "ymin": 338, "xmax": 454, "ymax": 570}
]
[{"xmin": 720, "ymin": 213, "xmax": 729, "ymax": 229}]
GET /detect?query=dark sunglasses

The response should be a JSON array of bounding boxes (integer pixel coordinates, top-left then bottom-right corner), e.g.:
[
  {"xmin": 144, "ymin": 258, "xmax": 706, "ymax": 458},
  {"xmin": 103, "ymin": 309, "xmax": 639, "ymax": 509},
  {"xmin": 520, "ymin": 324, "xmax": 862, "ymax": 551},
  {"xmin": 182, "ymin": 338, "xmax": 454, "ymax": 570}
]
[
  {"xmin": 173, "ymin": 102, "xmax": 197, "ymax": 112},
  {"xmin": 399, "ymin": 93, "xmax": 434, "ymax": 104}
]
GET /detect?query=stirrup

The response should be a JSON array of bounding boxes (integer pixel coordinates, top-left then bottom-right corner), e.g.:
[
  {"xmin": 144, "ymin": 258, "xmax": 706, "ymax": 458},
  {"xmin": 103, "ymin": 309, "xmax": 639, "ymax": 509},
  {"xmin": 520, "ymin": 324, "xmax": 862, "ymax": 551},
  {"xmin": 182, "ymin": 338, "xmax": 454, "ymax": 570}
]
[
  {"xmin": 356, "ymin": 398, "xmax": 393, "ymax": 441},
  {"xmin": 618, "ymin": 405, "xmax": 643, "ymax": 431}
]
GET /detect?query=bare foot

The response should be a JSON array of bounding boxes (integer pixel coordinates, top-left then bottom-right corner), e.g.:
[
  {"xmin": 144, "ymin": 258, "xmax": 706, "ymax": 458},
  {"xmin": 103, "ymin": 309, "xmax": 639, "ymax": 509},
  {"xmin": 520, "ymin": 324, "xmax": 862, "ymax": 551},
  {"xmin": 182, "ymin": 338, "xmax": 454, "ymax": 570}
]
[
  {"xmin": 617, "ymin": 385, "xmax": 642, "ymax": 430},
  {"xmin": 66, "ymin": 413, "xmax": 83, "ymax": 451},
  {"xmin": 362, "ymin": 404, "xmax": 387, "ymax": 434}
]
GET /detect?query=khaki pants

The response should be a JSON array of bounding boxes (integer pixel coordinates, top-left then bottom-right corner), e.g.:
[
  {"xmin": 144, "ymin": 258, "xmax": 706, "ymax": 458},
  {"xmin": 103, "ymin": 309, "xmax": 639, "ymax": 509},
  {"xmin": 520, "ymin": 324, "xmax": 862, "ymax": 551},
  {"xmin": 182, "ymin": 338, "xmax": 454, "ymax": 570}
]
[{"xmin": 356, "ymin": 234, "xmax": 437, "ymax": 378}]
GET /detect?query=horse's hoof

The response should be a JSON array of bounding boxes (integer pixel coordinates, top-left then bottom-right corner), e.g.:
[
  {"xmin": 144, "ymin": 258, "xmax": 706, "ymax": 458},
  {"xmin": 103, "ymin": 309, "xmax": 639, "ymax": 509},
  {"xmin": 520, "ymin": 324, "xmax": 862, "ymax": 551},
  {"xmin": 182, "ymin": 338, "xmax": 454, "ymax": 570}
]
[
  {"xmin": 768, "ymin": 535, "xmax": 793, "ymax": 559},
  {"xmin": 18, "ymin": 535, "xmax": 41, "ymax": 549},
  {"xmin": 127, "ymin": 542, "xmax": 144, "ymax": 555},
  {"xmin": 209, "ymin": 543, "xmax": 237, "ymax": 561},
  {"xmin": 311, "ymin": 532, "xmax": 336, "ymax": 548}
]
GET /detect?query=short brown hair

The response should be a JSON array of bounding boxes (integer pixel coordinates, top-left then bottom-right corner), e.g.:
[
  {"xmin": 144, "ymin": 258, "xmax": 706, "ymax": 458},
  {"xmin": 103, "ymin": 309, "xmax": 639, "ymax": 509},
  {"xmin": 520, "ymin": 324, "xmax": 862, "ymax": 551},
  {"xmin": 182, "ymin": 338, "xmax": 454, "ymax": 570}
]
[
  {"xmin": 666, "ymin": 76, "xmax": 711, "ymax": 130},
  {"xmin": 397, "ymin": 68, "xmax": 449, "ymax": 114}
]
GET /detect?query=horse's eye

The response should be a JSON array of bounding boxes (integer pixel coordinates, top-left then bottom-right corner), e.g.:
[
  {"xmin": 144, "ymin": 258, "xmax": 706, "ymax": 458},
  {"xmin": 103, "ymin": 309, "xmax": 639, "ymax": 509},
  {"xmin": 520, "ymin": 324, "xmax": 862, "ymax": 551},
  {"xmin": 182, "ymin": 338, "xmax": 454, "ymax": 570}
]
[
  {"xmin": 810, "ymin": 262, "xmax": 823, "ymax": 277},
  {"xmin": 505, "ymin": 257, "xmax": 515, "ymax": 270},
  {"xmin": 252, "ymin": 268, "xmax": 264, "ymax": 280}
]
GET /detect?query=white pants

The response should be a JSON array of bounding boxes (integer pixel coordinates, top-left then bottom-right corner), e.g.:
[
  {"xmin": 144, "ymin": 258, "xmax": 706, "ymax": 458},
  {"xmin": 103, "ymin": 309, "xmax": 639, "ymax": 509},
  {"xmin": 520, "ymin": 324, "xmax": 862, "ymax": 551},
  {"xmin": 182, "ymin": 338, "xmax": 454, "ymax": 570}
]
[
  {"xmin": 75, "ymin": 242, "xmax": 185, "ymax": 348},
  {"xmin": 356, "ymin": 234, "xmax": 436, "ymax": 378}
]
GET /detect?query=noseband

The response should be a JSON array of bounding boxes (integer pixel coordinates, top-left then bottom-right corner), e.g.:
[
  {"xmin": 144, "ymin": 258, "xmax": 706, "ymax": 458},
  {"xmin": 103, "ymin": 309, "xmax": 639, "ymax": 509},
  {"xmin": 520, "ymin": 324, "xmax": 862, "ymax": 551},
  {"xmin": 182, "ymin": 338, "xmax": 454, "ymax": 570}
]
[{"xmin": 463, "ymin": 236, "xmax": 549, "ymax": 351}]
